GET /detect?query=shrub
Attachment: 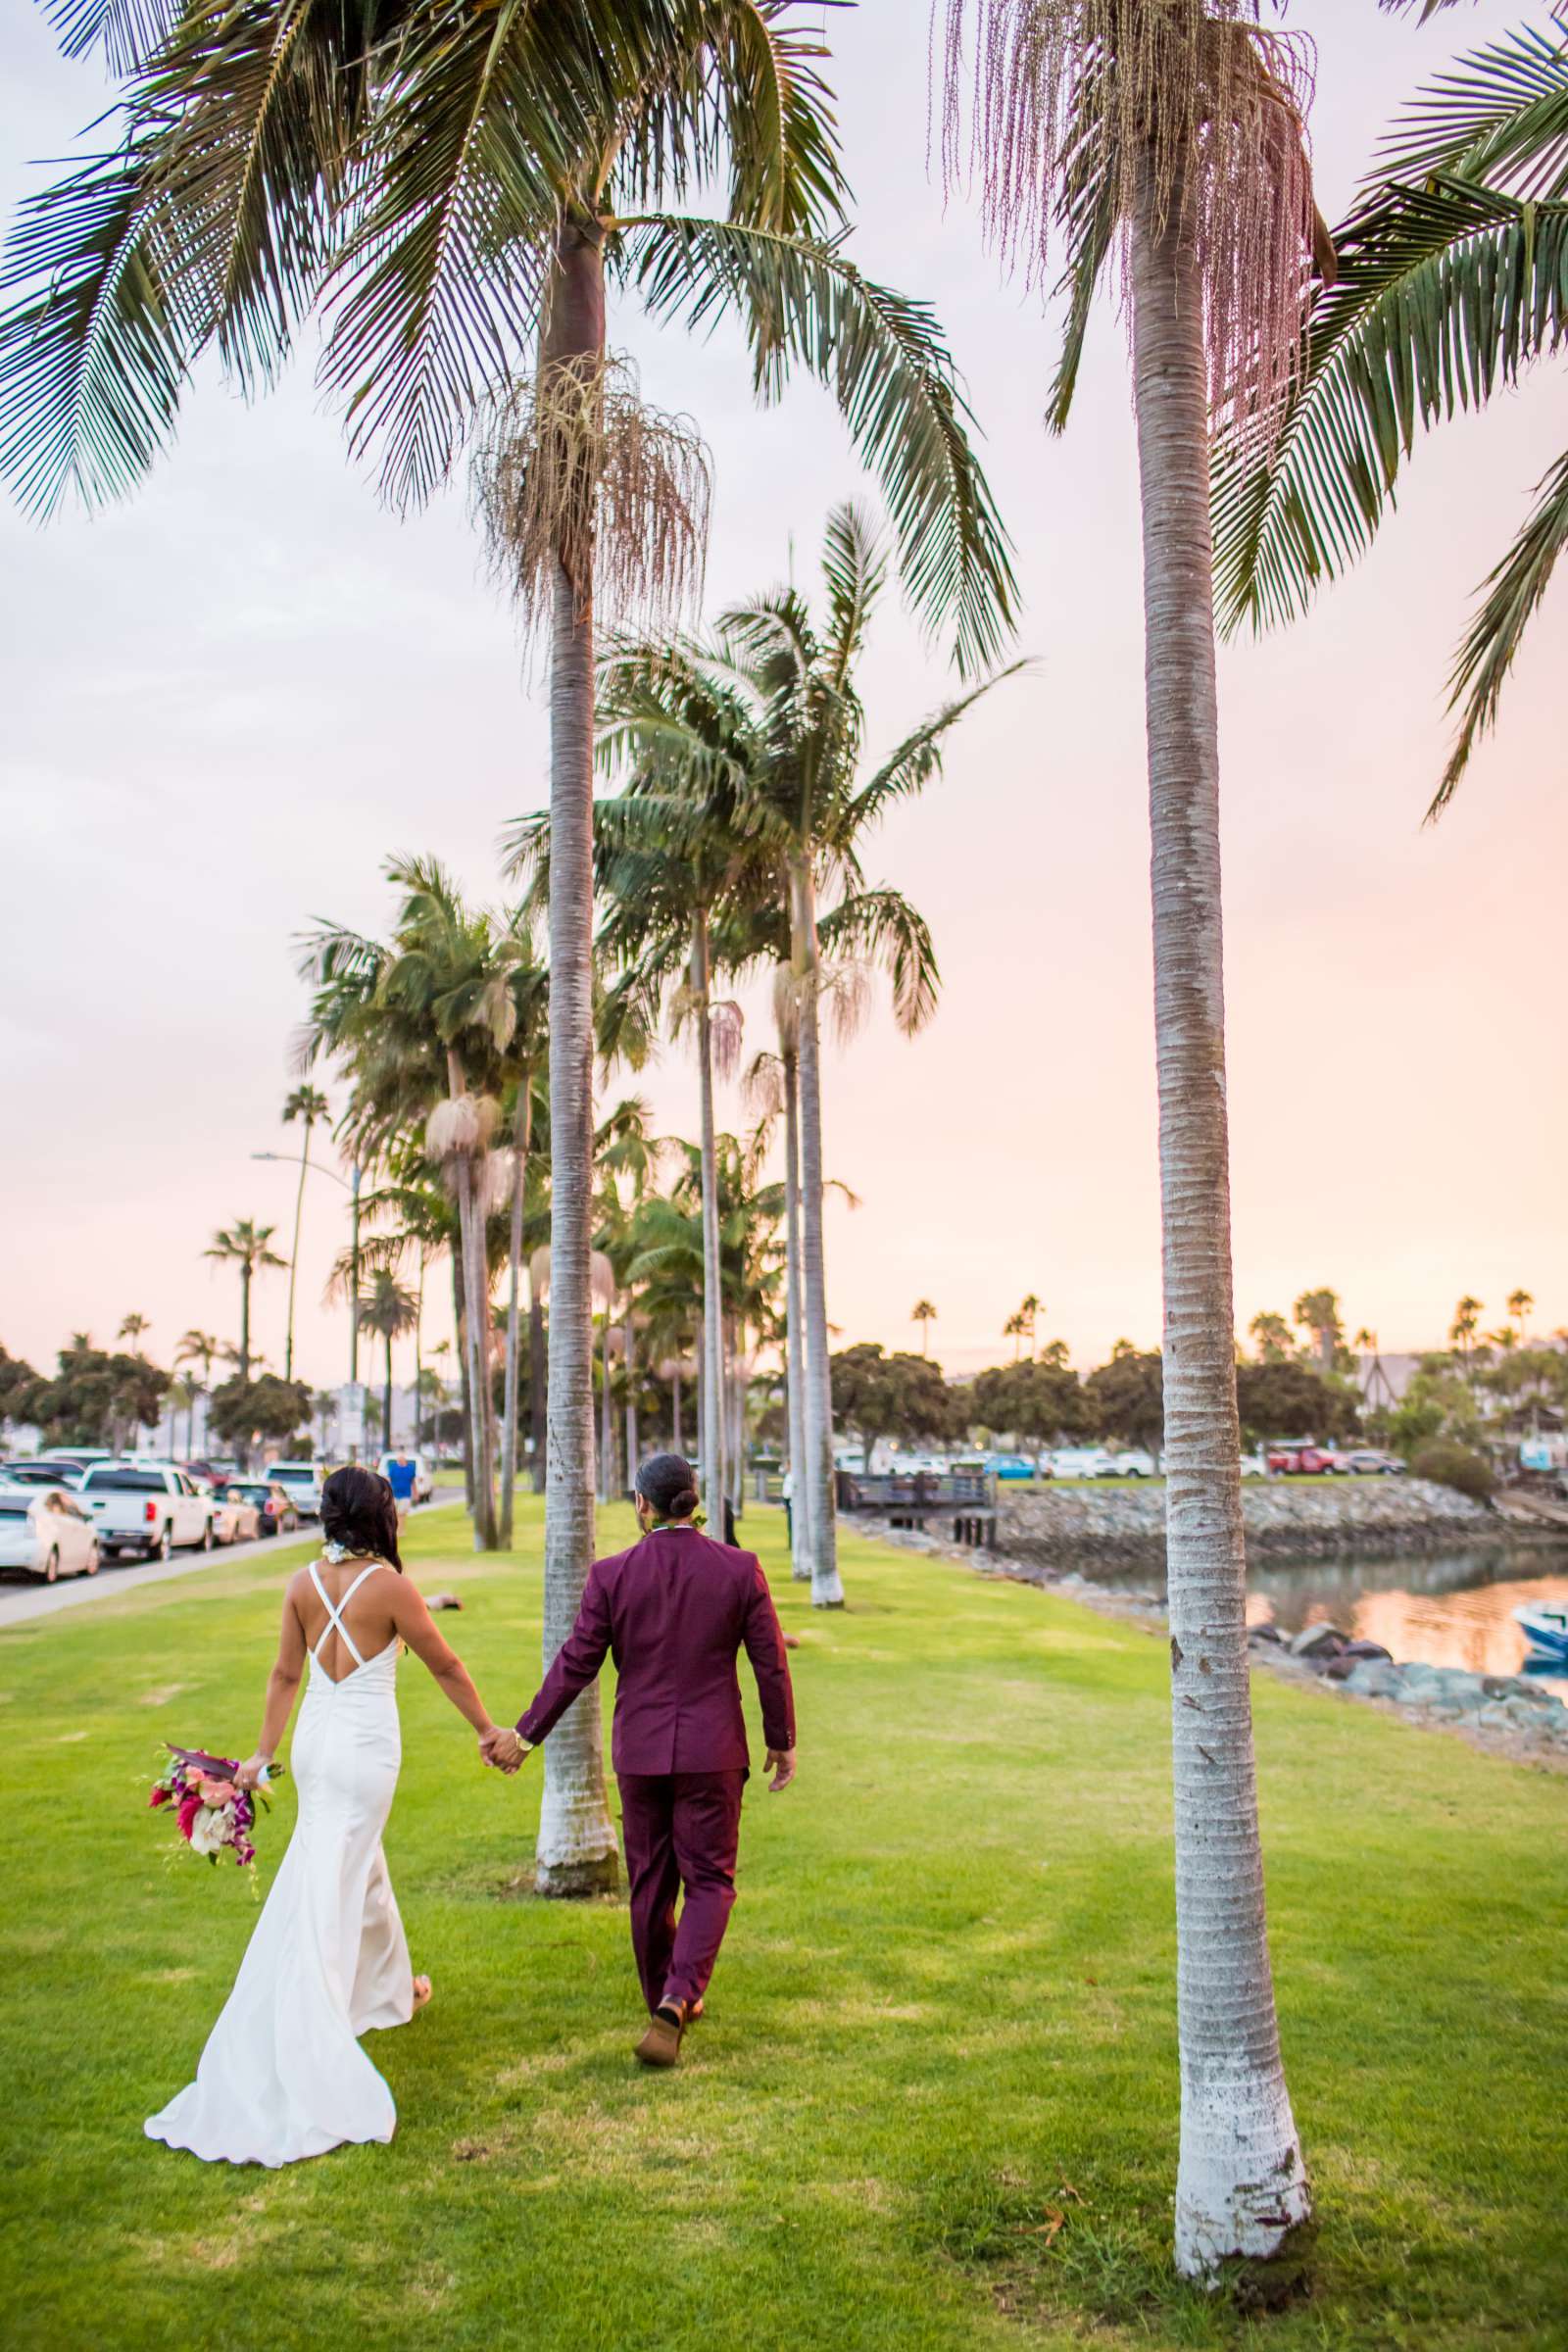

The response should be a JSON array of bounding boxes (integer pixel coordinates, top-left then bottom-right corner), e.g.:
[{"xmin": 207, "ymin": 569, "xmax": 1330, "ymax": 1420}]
[{"xmin": 1408, "ymin": 1441, "xmax": 1495, "ymax": 1502}]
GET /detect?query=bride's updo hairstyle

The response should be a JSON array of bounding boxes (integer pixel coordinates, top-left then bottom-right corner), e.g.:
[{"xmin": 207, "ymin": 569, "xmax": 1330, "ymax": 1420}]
[
  {"xmin": 319, "ymin": 1464, "xmax": 403, "ymax": 1572},
  {"xmin": 636, "ymin": 1452, "xmax": 700, "ymax": 1522}
]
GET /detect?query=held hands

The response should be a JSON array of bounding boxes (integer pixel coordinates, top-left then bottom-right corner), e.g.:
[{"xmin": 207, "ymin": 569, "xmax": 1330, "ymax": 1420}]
[
  {"xmin": 478, "ymin": 1724, "xmax": 528, "ymax": 1775},
  {"xmin": 764, "ymin": 1746, "xmax": 797, "ymax": 1793}
]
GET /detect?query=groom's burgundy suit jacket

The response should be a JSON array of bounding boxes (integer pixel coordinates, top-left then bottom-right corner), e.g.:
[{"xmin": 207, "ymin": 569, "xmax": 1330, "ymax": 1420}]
[{"xmin": 514, "ymin": 1526, "xmax": 795, "ymax": 1775}]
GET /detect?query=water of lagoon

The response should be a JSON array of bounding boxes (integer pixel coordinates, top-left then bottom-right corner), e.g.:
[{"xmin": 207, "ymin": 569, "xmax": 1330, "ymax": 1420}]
[{"xmin": 1082, "ymin": 1544, "xmax": 1568, "ymax": 1700}]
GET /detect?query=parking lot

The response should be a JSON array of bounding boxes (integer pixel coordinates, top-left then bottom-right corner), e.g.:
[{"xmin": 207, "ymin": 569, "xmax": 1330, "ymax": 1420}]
[{"xmin": 0, "ymin": 1494, "xmax": 461, "ymax": 1631}]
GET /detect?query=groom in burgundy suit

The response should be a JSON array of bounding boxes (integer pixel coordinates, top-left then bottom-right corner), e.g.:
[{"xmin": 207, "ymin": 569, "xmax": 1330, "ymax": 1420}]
[{"xmin": 501, "ymin": 1453, "xmax": 796, "ymax": 2068}]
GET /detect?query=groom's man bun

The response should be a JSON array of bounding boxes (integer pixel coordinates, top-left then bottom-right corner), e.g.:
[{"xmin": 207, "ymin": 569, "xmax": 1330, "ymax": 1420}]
[{"xmin": 636, "ymin": 1453, "xmax": 700, "ymax": 1520}]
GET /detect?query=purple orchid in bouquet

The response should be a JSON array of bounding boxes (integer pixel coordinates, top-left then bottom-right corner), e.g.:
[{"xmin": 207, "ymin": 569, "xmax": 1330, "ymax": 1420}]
[{"xmin": 148, "ymin": 1744, "xmax": 284, "ymax": 1868}]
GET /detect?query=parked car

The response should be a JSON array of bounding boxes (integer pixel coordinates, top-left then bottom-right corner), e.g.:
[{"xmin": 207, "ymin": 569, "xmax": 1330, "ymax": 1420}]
[
  {"xmin": 78, "ymin": 1462, "xmax": 215, "ymax": 1560},
  {"xmin": 1339, "ymin": 1447, "xmax": 1403, "ymax": 1476},
  {"xmin": 377, "ymin": 1450, "xmax": 434, "ymax": 1503},
  {"xmin": 1265, "ymin": 1443, "xmax": 1341, "ymax": 1476},
  {"xmin": 0, "ymin": 1482, "xmax": 100, "ymax": 1582},
  {"xmin": 228, "ymin": 1481, "xmax": 300, "ymax": 1539},
  {"xmin": 1239, "ymin": 1450, "xmax": 1270, "ymax": 1479},
  {"xmin": 1106, "ymin": 1448, "xmax": 1156, "ymax": 1478},
  {"xmin": 1051, "ymin": 1446, "xmax": 1115, "ymax": 1480},
  {"xmin": 0, "ymin": 1457, "xmax": 88, "ymax": 1490},
  {"xmin": 989, "ymin": 1453, "xmax": 1037, "ymax": 1481},
  {"xmin": 266, "ymin": 1460, "xmax": 323, "ymax": 1518},
  {"xmin": 210, "ymin": 1487, "xmax": 263, "ymax": 1544}
]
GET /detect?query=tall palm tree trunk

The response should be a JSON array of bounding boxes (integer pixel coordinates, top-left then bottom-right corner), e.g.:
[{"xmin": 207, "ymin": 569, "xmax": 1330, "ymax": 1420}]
[
  {"xmin": 1130, "ymin": 160, "xmax": 1308, "ymax": 2278},
  {"xmin": 599, "ymin": 1313, "xmax": 614, "ymax": 1504},
  {"xmin": 453, "ymin": 1252, "xmax": 473, "ymax": 1508},
  {"xmin": 239, "ymin": 1263, "xmax": 252, "ymax": 1384},
  {"xmin": 284, "ymin": 1115, "xmax": 313, "ymax": 1382},
  {"xmin": 500, "ymin": 1081, "xmax": 531, "ymax": 1545},
  {"xmin": 535, "ymin": 216, "xmax": 619, "ymax": 1897},
  {"xmin": 692, "ymin": 908, "xmax": 727, "ymax": 1521},
  {"xmin": 528, "ymin": 1279, "xmax": 546, "ymax": 1492},
  {"xmin": 446, "ymin": 1049, "xmax": 496, "ymax": 1550},
  {"xmin": 670, "ymin": 1366, "xmax": 682, "ymax": 1453},
  {"xmin": 623, "ymin": 1313, "xmax": 637, "ymax": 1492},
  {"xmin": 790, "ymin": 862, "xmax": 843, "ymax": 1606},
  {"xmin": 782, "ymin": 1037, "xmax": 811, "ymax": 1580},
  {"xmin": 384, "ymin": 1332, "xmax": 394, "ymax": 1457}
]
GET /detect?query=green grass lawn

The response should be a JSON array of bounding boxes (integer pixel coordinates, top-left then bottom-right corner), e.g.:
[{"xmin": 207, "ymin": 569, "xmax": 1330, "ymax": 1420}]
[{"xmin": 2, "ymin": 1502, "xmax": 1564, "ymax": 2352}]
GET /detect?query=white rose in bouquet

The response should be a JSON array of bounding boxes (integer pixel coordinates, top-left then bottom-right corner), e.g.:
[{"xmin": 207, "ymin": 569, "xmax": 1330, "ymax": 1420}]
[{"xmin": 188, "ymin": 1802, "xmax": 235, "ymax": 1858}]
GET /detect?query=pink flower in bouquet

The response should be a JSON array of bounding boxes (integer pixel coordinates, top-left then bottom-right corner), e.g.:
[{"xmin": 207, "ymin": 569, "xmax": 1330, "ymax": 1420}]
[
  {"xmin": 148, "ymin": 1785, "xmax": 171, "ymax": 1809},
  {"xmin": 197, "ymin": 1779, "xmax": 237, "ymax": 1807},
  {"xmin": 176, "ymin": 1790, "xmax": 203, "ymax": 1840}
]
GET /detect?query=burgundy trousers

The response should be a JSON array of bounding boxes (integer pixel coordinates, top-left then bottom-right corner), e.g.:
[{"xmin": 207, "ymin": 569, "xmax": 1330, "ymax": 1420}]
[{"xmin": 617, "ymin": 1769, "xmax": 747, "ymax": 2016}]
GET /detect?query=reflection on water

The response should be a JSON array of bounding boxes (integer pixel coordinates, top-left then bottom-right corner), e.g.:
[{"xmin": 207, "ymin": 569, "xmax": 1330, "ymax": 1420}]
[{"xmin": 1087, "ymin": 1544, "xmax": 1568, "ymax": 1697}]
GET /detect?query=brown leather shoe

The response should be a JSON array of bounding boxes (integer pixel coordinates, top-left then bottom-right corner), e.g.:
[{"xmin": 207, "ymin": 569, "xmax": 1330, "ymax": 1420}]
[{"xmin": 634, "ymin": 2004, "xmax": 685, "ymax": 2068}]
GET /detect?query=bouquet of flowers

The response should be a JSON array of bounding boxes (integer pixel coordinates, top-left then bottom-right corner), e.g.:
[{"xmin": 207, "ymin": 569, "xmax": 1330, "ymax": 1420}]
[{"xmin": 148, "ymin": 1745, "xmax": 283, "ymax": 1869}]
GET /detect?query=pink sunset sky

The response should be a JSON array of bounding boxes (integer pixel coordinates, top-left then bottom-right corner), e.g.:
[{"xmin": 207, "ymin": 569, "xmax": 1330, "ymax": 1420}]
[{"xmin": 1, "ymin": 0, "xmax": 1563, "ymax": 1394}]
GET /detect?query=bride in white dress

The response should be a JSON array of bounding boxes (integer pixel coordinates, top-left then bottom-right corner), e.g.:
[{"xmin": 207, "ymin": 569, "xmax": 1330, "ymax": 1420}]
[{"xmin": 146, "ymin": 1465, "xmax": 519, "ymax": 2168}]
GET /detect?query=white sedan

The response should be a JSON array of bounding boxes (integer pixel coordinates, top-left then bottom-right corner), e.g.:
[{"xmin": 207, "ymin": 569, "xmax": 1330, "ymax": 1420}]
[{"xmin": 0, "ymin": 1483, "xmax": 100, "ymax": 1582}]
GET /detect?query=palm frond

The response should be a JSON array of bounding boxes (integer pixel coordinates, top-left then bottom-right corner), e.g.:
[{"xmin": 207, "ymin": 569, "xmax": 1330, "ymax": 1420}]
[
  {"xmin": 317, "ymin": 5, "xmax": 573, "ymax": 509},
  {"xmin": 45, "ymin": 0, "xmax": 179, "ymax": 75},
  {"xmin": 1432, "ymin": 445, "xmax": 1568, "ymax": 812},
  {"xmin": 618, "ymin": 212, "xmax": 1017, "ymax": 675},
  {"xmin": 820, "ymin": 496, "xmax": 886, "ymax": 684},
  {"xmin": 1212, "ymin": 177, "xmax": 1568, "ymax": 634},
  {"xmin": 842, "ymin": 659, "xmax": 1029, "ymax": 834},
  {"xmin": 0, "ymin": 125, "xmax": 202, "ymax": 515},
  {"xmin": 817, "ymin": 887, "xmax": 940, "ymax": 1036},
  {"xmin": 1375, "ymin": 18, "xmax": 1568, "ymax": 199}
]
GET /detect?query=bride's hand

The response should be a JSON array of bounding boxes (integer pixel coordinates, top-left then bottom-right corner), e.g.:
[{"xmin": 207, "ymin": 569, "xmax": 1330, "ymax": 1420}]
[
  {"xmin": 478, "ymin": 1725, "xmax": 524, "ymax": 1774},
  {"xmin": 236, "ymin": 1753, "xmax": 271, "ymax": 1790}
]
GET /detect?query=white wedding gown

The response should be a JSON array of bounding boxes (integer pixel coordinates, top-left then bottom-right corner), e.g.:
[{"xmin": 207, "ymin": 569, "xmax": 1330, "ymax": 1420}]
[{"xmin": 146, "ymin": 1563, "xmax": 416, "ymax": 2167}]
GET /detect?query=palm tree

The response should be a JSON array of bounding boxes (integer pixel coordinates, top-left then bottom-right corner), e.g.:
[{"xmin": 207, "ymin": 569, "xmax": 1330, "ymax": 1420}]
[
  {"xmin": 357, "ymin": 1271, "xmax": 420, "ymax": 1459},
  {"xmin": 594, "ymin": 502, "xmax": 1020, "ymax": 1602},
  {"xmin": 1214, "ymin": 15, "xmax": 1568, "ymax": 809},
  {"xmin": 1451, "ymin": 1294, "xmax": 1485, "ymax": 1397},
  {"xmin": 1293, "ymin": 1289, "xmax": 1344, "ymax": 1375},
  {"xmin": 1017, "ymin": 1294, "xmax": 1042, "ymax": 1356},
  {"xmin": 118, "ymin": 1312, "xmax": 150, "ymax": 1351},
  {"xmin": 204, "ymin": 1222, "xmax": 285, "ymax": 1383},
  {"xmin": 496, "ymin": 931, "xmax": 550, "ymax": 1546},
  {"xmin": 175, "ymin": 1329, "xmax": 221, "ymax": 1453},
  {"xmin": 911, "ymin": 1300, "xmax": 938, "ymax": 1355},
  {"xmin": 1003, "ymin": 1310, "xmax": 1026, "ymax": 1362},
  {"xmin": 280, "ymin": 1085, "xmax": 330, "ymax": 1382},
  {"xmin": 301, "ymin": 858, "xmax": 525, "ymax": 1552},
  {"xmin": 940, "ymin": 0, "xmax": 1326, "ymax": 2275},
  {"xmin": 1508, "ymin": 1288, "xmax": 1535, "ymax": 1343},
  {"xmin": 3, "ymin": 0, "xmax": 1013, "ymax": 1886},
  {"xmin": 166, "ymin": 1373, "xmax": 195, "ymax": 1459},
  {"xmin": 1250, "ymin": 1311, "xmax": 1295, "ymax": 1365}
]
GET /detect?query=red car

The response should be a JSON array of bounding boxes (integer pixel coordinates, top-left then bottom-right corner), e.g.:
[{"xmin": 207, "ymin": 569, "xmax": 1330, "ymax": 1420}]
[{"xmin": 1266, "ymin": 1444, "xmax": 1341, "ymax": 1476}]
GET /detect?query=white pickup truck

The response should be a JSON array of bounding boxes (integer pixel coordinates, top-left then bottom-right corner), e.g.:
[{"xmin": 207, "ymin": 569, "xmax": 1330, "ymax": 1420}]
[{"xmin": 78, "ymin": 1462, "xmax": 216, "ymax": 1562}]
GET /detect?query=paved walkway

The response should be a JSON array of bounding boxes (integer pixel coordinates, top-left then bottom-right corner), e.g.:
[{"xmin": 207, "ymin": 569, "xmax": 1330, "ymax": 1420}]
[{"xmin": 0, "ymin": 1495, "xmax": 464, "ymax": 1632}]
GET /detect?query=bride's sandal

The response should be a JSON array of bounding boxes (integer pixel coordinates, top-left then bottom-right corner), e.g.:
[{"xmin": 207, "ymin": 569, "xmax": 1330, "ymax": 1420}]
[{"xmin": 412, "ymin": 1975, "xmax": 433, "ymax": 2015}]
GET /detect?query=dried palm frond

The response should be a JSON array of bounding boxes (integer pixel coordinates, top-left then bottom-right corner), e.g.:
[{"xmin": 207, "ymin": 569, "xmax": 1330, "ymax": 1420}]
[
  {"xmin": 425, "ymin": 1093, "xmax": 499, "ymax": 1160},
  {"xmin": 742, "ymin": 1049, "xmax": 788, "ymax": 1118},
  {"xmin": 472, "ymin": 352, "xmax": 712, "ymax": 637},
  {"xmin": 939, "ymin": 0, "xmax": 1321, "ymax": 449},
  {"xmin": 822, "ymin": 960, "xmax": 872, "ymax": 1049},
  {"xmin": 710, "ymin": 999, "xmax": 746, "ymax": 1082}
]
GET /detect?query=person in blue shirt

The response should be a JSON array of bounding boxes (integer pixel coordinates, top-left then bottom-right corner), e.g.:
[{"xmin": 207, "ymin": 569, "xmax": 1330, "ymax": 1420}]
[{"xmin": 385, "ymin": 1449, "xmax": 418, "ymax": 1526}]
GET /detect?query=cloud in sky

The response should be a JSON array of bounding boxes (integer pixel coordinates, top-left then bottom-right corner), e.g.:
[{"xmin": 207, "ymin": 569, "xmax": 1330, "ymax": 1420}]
[{"xmin": 1, "ymin": 0, "xmax": 1562, "ymax": 1390}]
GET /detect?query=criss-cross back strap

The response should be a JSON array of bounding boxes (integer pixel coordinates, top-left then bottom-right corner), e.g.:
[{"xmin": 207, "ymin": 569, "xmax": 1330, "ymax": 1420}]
[{"xmin": 307, "ymin": 1559, "xmax": 381, "ymax": 1668}]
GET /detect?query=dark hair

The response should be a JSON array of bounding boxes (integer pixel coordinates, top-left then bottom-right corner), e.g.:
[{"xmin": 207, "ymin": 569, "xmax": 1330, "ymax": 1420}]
[
  {"xmin": 636, "ymin": 1452, "xmax": 699, "ymax": 1521},
  {"xmin": 319, "ymin": 1465, "xmax": 403, "ymax": 1572}
]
